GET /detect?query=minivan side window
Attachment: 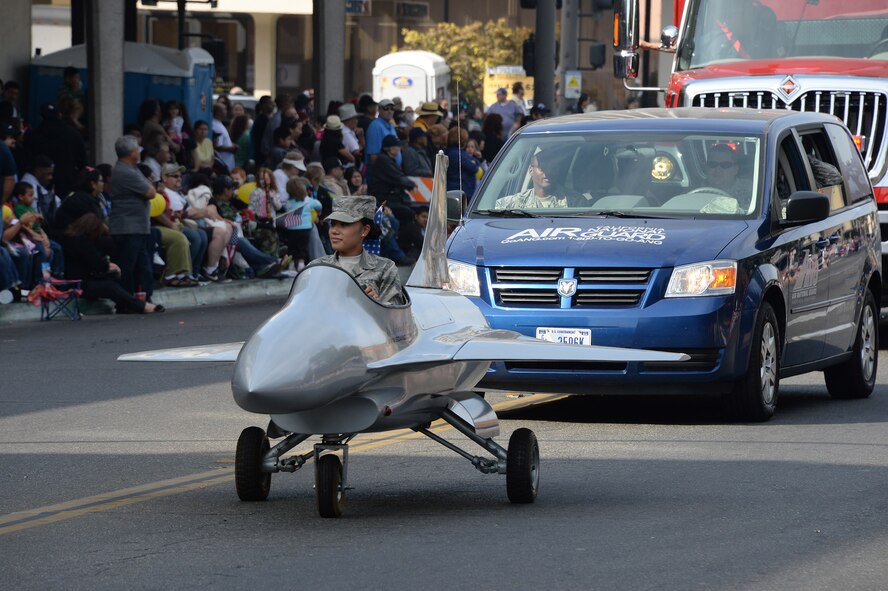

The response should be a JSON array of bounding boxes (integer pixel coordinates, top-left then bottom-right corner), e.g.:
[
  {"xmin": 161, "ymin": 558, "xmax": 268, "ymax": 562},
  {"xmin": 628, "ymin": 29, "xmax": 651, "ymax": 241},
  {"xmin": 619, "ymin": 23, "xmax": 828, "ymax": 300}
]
[
  {"xmin": 799, "ymin": 128, "xmax": 846, "ymax": 212},
  {"xmin": 825, "ymin": 123, "xmax": 873, "ymax": 203},
  {"xmin": 775, "ymin": 135, "xmax": 809, "ymax": 221}
]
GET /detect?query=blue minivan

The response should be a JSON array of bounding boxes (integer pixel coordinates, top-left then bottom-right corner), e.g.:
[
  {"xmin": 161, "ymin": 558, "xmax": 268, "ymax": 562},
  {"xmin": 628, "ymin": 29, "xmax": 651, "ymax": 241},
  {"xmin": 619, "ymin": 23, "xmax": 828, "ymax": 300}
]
[{"xmin": 445, "ymin": 108, "xmax": 880, "ymax": 421}]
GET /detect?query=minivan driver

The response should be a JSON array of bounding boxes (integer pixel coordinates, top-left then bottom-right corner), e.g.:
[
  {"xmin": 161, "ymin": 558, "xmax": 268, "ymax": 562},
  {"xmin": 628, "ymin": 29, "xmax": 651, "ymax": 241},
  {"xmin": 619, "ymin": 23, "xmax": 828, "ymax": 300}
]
[{"xmin": 494, "ymin": 150, "xmax": 579, "ymax": 209}]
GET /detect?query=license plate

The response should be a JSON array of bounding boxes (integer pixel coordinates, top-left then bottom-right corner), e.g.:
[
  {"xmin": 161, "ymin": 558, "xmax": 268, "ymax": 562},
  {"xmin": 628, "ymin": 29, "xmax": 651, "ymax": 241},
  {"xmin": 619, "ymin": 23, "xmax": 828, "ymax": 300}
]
[{"xmin": 535, "ymin": 327, "xmax": 592, "ymax": 346}]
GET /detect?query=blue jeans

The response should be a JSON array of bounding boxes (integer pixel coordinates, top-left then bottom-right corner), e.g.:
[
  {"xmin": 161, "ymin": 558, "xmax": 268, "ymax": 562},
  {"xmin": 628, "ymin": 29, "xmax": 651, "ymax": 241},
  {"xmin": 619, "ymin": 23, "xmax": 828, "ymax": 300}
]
[
  {"xmin": 237, "ymin": 236, "xmax": 277, "ymax": 271},
  {"xmin": 113, "ymin": 234, "xmax": 154, "ymax": 298},
  {"xmin": 36, "ymin": 240, "xmax": 65, "ymax": 277},
  {"xmin": 182, "ymin": 226, "xmax": 208, "ymax": 274},
  {"xmin": 0, "ymin": 247, "xmax": 20, "ymax": 290},
  {"xmin": 8, "ymin": 245, "xmax": 38, "ymax": 289}
]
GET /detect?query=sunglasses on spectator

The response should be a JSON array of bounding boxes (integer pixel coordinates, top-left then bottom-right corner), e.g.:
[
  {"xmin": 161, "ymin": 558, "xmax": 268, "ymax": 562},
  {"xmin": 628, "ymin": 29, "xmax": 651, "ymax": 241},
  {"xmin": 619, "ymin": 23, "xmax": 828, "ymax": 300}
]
[
  {"xmin": 381, "ymin": 106, "xmax": 395, "ymax": 111},
  {"xmin": 164, "ymin": 173, "xmax": 181, "ymax": 178},
  {"xmin": 706, "ymin": 161, "xmax": 736, "ymax": 169}
]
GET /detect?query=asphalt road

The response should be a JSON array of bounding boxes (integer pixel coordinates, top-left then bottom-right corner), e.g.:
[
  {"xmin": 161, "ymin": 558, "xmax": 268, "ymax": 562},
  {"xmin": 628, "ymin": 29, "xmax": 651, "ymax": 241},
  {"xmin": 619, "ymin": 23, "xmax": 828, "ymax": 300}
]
[{"xmin": 2, "ymin": 302, "xmax": 887, "ymax": 590}]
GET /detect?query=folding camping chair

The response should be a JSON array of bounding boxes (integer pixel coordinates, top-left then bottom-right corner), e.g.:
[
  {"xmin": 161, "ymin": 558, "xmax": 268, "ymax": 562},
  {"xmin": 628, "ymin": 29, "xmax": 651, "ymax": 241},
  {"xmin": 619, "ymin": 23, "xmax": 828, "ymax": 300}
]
[{"xmin": 31, "ymin": 279, "xmax": 83, "ymax": 321}]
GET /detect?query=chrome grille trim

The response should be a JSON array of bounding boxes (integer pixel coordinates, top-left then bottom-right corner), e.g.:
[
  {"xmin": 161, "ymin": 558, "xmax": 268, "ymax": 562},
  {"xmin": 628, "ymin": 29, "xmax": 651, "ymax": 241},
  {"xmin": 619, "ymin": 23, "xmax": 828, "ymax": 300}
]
[
  {"xmin": 577, "ymin": 268, "xmax": 651, "ymax": 283},
  {"xmin": 576, "ymin": 291, "xmax": 643, "ymax": 306},
  {"xmin": 494, "ymin": 268, "xmax": 563, "ymax": 282},
  {"xmin": 684, "ymin": 75, "xmax": 888, "ymax": 181}
]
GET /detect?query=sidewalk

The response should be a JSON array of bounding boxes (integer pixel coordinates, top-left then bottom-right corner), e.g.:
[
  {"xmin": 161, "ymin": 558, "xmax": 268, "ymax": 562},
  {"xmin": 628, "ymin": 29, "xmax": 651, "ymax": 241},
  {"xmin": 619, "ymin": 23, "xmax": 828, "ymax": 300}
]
[
  {"xmin": 0, "ymin": 277, "xmax": 296, "ymax": 324},
  {"xmin": 0, "ymin": 266, "xmax": 414, "ymax": 325}
]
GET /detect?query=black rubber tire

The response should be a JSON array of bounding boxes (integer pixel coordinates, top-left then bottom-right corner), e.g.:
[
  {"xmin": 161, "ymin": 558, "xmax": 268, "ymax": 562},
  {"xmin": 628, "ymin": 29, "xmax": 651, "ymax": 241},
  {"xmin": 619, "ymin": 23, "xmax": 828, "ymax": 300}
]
[
  {"xmin": 506, "ymin": 428, "xmax": 540, "ymax": 504},
  {"xmin": 316, "ymin": 454, "xmax": 345, "ymax": 518},
  {"xmin": 723, "ymin": 302, "xmax": 780, "ymax": 422},
  {"xmin": 825, "ymin": 290, "xmax": 878, "ymax": 399},
  {"xmin": 235, "ymin": 426, "xmax": 271, "ymax": 502}
]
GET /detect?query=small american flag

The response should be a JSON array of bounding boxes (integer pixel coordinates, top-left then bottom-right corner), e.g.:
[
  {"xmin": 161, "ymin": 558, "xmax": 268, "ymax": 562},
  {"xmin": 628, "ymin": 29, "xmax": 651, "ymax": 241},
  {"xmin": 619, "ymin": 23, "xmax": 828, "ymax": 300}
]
[
  {"xmin": 226, "ymin": 226, "xmax": 239, "ymax": 263},
  {"xmin": 362, "ymin": 205, "xmax": 385, "ymax": 255},
  {"xmin": 279, "ymin": 204, "xmax": 306, "ymax": 228}
]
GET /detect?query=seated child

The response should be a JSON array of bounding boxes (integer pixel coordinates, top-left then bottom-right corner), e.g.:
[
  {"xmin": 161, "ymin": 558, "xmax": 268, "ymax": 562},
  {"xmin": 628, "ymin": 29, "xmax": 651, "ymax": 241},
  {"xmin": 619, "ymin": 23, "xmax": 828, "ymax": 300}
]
[{"xmin": 11, "ymin": 182, "xmax": 64, "ymax": 277}]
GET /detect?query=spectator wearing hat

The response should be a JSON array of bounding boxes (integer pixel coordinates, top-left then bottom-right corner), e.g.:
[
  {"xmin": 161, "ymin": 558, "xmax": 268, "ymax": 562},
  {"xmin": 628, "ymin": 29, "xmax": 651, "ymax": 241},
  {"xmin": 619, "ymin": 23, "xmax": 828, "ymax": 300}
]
[
  {"xmin": 356, "ymin": 94, "xmax": 378, "ymax": 136},
  {"xmin": 319, "ymin": 115, "xmax": 355, "ymax": 165},
  {"xmin": 24, "ymin": 103, "xmax": 87, "ymax": 199},
  {"xmin": 530, "ymin": 103, "xmax": 550, "ymax": 120},
  {"xmin": 161, "ymin": 163, "xmax": 207, "ymax": 279},
  {"xmin": 413, "ymin": 102, "xmax": 442, "ymax": 132},
  {"xmin": 368, "ymin": 135, "xmax": 415, "ymax": 226},
  {"xmin": 274, "ymin": 151, "xmax": 307, "ymax": 202},
  {"xmin": 485, "ymin": 87, "xmax": 523, "ymax": 140},
  {"xmin": 322, "ymin": 158, "xmax": 349, "ymax": 197},
  {"xmin": 0, "ymin": 123, "xmax": 18, "ymax": 203},
  {"xmin": 402, "ymin": 127, "xmax": 433, "ymax": 178},
  {"xmin": 365, "ymin": 98, "xmax": 398, "ymax": 166},
  {"xmin": 307, "ymin": 195, "xmax": 406, "ymax": 305},
  {"xmin": 21, "ymin": 155, "xmax": 61, "ymax": 230},
  {"xmin": 150, "ymin": 170, "xmax": 198, "ymax": 287},
  {"xmin": 108, "ymin": 135, "xmax": 156, "ymax": 298},
  {"xmin": 338, "ymin": 103, "xmax": 364, "ymax": 161}
]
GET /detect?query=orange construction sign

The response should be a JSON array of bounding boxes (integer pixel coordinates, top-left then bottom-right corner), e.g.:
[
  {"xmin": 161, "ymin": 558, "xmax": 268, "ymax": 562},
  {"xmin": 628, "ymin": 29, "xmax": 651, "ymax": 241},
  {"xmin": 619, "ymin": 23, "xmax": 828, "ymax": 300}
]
[{"xmin": 408, "ymin": 176, "xmax": 434, "ymax": 203}]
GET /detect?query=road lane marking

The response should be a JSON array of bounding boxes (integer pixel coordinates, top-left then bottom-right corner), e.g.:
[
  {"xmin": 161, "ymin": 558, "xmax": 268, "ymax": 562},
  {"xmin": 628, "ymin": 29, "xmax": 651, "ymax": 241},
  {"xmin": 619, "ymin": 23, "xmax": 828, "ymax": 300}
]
[{"xmin": 0, "ymin": 393, "xmax": 566, "ymax": 536}]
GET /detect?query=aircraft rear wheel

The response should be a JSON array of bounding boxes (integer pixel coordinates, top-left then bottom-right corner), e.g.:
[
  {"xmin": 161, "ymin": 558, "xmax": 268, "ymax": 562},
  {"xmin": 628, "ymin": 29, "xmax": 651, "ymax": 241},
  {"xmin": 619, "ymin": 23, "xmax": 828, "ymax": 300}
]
[
  {"xmin": 506, "ymin": 428, "xmax": 539, "ymax": 504},
  {"xmin": 235, "ymin": 426, "xmax": 271, "ymax": 501},
  {"xmin": 316, "ymin": 454, "xmax": 345, "ymax": 518}
]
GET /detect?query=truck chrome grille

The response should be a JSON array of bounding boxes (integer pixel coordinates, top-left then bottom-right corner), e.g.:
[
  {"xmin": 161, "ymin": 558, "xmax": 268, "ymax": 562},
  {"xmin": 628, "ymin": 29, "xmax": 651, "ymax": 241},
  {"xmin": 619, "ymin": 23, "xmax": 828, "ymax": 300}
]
[
  {"xmin": 489, "ymin": 267, "xmax": 653, "ymax": 308},
  {"xmin": 691, "ymin": 89, "xmax": 887, "ymax": 174}
]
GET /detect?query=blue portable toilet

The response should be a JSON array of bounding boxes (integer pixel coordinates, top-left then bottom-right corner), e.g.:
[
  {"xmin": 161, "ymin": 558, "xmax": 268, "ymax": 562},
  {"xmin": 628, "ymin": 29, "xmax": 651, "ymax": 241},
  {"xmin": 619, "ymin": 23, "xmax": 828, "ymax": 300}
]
[{"xmin": 29, "ymin": 42, "xmax": 214, "ymax": 133}]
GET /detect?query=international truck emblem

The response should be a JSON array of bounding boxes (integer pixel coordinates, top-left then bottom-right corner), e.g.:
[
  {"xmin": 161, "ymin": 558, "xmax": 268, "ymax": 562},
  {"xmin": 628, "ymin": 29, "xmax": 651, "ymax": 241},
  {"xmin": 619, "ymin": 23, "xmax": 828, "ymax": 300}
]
[
  {"xmin": 557, "ymin": 278, "xmax": 578, "ymax": 297},
  {"xmin": 777, "ymin": 75, "xmax": 800, "ymax": 102}
]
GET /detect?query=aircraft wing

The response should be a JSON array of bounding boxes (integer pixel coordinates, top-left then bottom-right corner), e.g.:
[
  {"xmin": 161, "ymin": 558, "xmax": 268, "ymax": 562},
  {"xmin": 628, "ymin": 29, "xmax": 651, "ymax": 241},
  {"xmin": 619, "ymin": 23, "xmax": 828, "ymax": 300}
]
[
  {"xmin": 366, "ymin": 331, "xmax": 688, "ymax": 371},
  {"xmin": 453, "ymin": 335, "xmax": 689, "ymax": 363},
  {"xmin": 117, "ymin": 342, "xmax": 244, "ymax": 362}
]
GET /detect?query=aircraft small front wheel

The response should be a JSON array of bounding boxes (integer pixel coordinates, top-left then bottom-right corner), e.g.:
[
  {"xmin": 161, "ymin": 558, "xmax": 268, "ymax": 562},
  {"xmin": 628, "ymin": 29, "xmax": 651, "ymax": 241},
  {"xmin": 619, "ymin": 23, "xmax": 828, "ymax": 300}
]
[
  {"xmin": 316, "ymin": 454, "xmax": 345, "ymax": 518},
  {"xmin": 235, "ymin": 426, "xmax": 271, "ymax": 501},
  {"xmin": 506, "ymin": 428, "xmax": 539, "ymax": 504}
]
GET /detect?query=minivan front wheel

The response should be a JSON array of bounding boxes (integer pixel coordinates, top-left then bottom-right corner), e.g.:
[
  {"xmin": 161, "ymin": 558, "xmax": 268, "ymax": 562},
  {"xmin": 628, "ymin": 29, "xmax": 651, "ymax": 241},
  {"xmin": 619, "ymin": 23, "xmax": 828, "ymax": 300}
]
[
  {"xmin": 824, "ymin": 290, "xmax": 878, "ymax": 399},
  {"xmin": 723, "ymin": 302, "xmax": 779, "ymax": 422}
]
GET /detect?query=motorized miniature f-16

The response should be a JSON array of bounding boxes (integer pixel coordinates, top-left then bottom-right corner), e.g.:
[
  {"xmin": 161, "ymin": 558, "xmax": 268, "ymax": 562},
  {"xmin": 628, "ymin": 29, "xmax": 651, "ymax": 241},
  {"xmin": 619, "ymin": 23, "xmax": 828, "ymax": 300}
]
[{"xmin": 120, "ymin": 152, "xmax": 688, "ymax": 517}]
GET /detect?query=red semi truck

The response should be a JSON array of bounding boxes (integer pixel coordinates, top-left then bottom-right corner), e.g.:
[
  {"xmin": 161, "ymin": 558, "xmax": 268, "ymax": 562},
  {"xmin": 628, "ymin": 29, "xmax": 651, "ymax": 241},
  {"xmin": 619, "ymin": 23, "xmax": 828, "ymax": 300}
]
[{"xmin": 614, "ymin": 0, "xmax": 888, "ymax": 293}]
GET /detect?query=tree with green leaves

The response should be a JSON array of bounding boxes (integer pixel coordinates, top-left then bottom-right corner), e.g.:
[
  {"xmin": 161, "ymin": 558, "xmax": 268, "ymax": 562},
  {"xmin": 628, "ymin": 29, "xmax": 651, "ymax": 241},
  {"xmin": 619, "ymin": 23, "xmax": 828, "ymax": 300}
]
[{"xmin": 400, "ymin": 19, "xmax": 532, "ymax": 106}]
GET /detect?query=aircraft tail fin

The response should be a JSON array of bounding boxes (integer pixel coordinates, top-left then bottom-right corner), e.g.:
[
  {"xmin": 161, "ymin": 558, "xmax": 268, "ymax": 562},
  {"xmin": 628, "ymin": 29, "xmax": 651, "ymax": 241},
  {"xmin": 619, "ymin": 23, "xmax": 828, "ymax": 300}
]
[
  {"xmin": 118, "ymin": 342, "xmax": 244, "ymax": 362},
  {"xmin": 406, "ymin": 151, "xmax": 451, "ymax": 289}
]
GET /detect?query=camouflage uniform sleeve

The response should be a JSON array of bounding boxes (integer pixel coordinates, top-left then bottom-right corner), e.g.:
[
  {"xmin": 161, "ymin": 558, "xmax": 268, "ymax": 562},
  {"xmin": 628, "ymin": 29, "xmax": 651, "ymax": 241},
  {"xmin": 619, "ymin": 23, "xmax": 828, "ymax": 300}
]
[{"xmin": 374, "ymin": 258, "xmax": 407, "ymax": 306}]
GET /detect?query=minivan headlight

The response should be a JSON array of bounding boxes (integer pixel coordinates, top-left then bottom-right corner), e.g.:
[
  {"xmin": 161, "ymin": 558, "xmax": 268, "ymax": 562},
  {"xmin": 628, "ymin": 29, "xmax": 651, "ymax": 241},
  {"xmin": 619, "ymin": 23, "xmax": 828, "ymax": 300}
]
[
  {"xmin": 665, "ymin": 260, "xmax": 737, "ymax": 297},
  {"xmin": 446, "ymin": 259, "xmax": 480, "ymax": 296}
]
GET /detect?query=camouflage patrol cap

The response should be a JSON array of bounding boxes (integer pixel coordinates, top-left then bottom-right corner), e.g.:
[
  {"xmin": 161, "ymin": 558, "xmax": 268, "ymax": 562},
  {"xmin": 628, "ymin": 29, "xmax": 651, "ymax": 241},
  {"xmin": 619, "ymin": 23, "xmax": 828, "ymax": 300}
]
[{"xmin": 327, "ymin": 195, "xmax": 377, "ymax": 224}]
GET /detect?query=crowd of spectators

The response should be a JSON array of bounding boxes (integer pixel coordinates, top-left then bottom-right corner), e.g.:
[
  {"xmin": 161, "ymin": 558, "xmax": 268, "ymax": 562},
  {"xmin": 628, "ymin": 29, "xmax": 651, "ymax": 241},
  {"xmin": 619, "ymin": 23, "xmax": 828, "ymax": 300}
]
[{"xmin": 0, "ymin": 70, "xmax": 554, "ymax": 313}]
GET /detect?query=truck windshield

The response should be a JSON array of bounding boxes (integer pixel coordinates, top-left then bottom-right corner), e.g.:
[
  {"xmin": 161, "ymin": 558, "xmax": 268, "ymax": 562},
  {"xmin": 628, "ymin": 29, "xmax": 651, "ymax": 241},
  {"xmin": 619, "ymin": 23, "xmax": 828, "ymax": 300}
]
[
  {"xmin": 678, "ymin": 0, "xmax": 888, "ymax": 70},
  {"xmin": 471, "ymin": 132, "xmax": 763, "ymax": 219}
]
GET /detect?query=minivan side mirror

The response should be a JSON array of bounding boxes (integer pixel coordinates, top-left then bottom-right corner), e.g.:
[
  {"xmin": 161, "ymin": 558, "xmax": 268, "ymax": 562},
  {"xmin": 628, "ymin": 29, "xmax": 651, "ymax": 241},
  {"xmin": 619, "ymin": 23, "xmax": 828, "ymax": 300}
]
[
  {"xmin": 784, "ymin": 191, "xmax": 830, "ymax": 225},
  {"xmin": 446, "ymin": 190, "xmax": 465, "ymax": 224}
]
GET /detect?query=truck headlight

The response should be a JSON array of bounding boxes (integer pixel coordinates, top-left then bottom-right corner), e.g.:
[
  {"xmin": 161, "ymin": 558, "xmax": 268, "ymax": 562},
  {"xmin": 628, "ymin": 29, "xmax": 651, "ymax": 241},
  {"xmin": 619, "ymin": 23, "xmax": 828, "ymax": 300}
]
[
  {"xmin": 446, "ymin": 259, "xmax": 480, "ymax": 296},
  {"xmin": 665, "ymin": 260, "xmax": 737, "ymax": 297}
]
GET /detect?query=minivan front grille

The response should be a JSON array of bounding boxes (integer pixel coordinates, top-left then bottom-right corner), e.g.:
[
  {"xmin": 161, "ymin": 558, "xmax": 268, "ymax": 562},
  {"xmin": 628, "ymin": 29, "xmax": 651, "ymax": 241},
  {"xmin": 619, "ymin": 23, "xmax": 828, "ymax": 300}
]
[{"xmin": 490, "ymin": 266, "xmax": 653, "ymax": 308}]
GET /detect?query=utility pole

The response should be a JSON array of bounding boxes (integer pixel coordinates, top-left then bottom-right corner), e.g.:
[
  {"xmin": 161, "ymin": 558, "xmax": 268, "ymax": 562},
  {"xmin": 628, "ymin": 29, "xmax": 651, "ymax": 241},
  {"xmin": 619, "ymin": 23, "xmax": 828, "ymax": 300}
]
[
  {"xmin": 534, "ymin": 0, "xmax": 556, "ymax": 110},
  {"xmin": 556, "ymin": 0, "xmax": 579, "ymax": 114}
]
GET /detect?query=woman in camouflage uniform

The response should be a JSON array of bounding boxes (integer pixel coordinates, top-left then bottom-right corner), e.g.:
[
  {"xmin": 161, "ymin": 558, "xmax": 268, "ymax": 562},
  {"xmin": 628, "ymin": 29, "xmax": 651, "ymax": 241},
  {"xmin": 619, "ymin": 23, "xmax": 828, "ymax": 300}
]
[{"xmin": 308, "ymin": 196, "xmax": 406, "ymax": 306}]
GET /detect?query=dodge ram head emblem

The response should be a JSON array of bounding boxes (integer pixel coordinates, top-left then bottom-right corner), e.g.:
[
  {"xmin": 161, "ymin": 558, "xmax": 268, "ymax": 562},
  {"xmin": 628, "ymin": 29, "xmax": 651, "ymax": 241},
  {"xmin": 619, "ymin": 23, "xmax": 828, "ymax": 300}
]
[{"xmin": 558, "ymin": 278, "xmax": 578, "ymax": 297}]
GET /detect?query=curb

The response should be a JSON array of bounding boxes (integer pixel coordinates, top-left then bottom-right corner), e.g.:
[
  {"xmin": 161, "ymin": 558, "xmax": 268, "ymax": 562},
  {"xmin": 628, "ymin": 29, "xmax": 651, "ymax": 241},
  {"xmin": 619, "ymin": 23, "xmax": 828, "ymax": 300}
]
[{"xmin": 0, "ymin": 277, "xmax": 295, "ymax": 324}]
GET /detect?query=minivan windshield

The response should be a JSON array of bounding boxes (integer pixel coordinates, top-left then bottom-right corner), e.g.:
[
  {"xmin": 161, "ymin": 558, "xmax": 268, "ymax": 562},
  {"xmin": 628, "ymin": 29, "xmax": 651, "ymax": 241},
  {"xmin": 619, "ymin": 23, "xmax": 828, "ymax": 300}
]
[{"xmin": 471, "ymin": 132, "xmax": 763, "ymax": 219}]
